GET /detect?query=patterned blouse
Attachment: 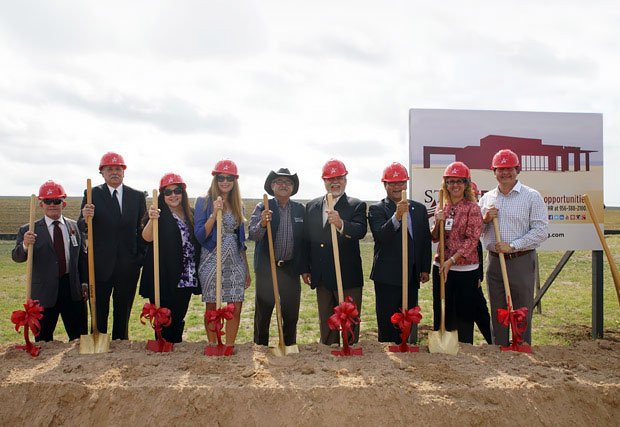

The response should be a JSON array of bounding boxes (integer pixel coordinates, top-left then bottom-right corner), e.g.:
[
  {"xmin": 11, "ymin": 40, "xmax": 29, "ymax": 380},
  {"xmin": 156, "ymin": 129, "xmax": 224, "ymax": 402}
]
[
  {"xmin": 173, "ymin": 213, "xmax": 197, "ymax": 288},
  {"xmin": 434, "ymin": 199, "xmax": 483, "ymax": 266}
]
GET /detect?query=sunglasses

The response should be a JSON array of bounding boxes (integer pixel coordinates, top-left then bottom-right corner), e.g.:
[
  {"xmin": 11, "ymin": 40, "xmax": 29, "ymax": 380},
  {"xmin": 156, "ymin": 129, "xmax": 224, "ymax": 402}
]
[
  {"xmin": 446, "ymin": 179, "xmax": 466, "ymax": 186},
  {"xmin": 43, "ymin": 198, "xmax": 63, "ymax": 205},
  {"xmin": 163, "ymin": 187, "xmax": 183, "ymax": 196},
  {"xmin": 216, "ymin": 175, "xmax": 235, "ymax": 182}
]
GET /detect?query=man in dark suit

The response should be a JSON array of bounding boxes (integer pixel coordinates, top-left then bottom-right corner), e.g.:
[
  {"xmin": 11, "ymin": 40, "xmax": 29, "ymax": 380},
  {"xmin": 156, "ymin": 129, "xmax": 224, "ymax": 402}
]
[
  {"xmin": 368, "ymin": 162, "xmax": 431, "ymax": 344},
  {"xmin": 79, "ymin": 152, "xmax": 146, "ymax": 340},
  {"xmin": 249, "ymin": 168, "xmax": 305, "ymax": 346},
  {"xmin": 12, "ymin": 180, "xmax": 88, "ymax": 341},
  {"xmin": 302, "ymin": 159, "xmax": 367, "ymax": 345}
]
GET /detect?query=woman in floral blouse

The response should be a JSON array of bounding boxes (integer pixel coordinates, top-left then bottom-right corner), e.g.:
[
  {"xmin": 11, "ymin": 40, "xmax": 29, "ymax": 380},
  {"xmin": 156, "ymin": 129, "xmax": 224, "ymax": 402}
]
[
  {"xmin": 140, "ymin": 173, "xmax": 201, "ymax": 343},
  {"xmin": 431, "ymin": 161, "xmax": 483, "ymax": 344}
]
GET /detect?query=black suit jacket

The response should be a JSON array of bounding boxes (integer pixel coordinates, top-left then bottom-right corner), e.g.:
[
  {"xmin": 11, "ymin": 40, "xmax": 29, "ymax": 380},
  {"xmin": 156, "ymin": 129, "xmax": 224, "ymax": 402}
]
[
  {"xmin": 12, "ymin": 217, "xmax": 87, "ymax": 308},
  {"xmin": 302, "ymin": 193, "xmax": 367, "ymax": 290},
  {"xmin": 78, "ymin": 184, "xmax": 147, "ymax": 282},
  {"xmin": 368, "ymin": 198, "xmax": 431, "ymax": 287}
]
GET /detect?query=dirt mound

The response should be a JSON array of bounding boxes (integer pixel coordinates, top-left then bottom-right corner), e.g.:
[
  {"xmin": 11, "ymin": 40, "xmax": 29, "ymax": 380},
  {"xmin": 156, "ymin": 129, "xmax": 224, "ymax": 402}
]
[{"xmin": 1, "ymin": 339, "xmax": 618, "ymax": 426}]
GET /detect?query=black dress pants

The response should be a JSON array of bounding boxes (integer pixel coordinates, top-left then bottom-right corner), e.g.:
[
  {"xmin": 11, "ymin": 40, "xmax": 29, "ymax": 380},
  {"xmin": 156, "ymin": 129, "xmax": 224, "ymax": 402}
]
[{"xmin": 36, "ymin": 275, "xmax": 87, "ymax": 342}]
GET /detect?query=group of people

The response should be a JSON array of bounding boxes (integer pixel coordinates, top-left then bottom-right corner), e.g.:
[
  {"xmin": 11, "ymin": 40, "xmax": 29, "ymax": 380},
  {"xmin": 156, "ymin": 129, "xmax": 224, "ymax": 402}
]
[{"xmin": 12, "ymin": 148, "xmax": 548, "ymax": 350}]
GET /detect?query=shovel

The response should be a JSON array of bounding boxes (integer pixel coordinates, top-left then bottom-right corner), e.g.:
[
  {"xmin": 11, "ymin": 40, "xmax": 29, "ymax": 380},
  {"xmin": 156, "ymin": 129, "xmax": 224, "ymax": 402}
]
[
  {"xmin": 492, "ymin": 217, "xmax": 532, "ymax": 353},
  {"xmin": 263, "ymin": 195, "xmax": 299, "ymax": 356},
  {"xmin": 11, "ymin": 195, "xmax": 44, "ymax": 357},
  {"xmin": 80, "ymin": 179, "xmax": 110, "ymax": 354},
  {"xmin": 326, "ymin": 193, "xmax": 362, "ymax": 357},
  {"xmin": 205, "ymin": 198, "xmax": 235, "ymax": 357},
  {"xmin": 583, "ymin": 194, "xmax": 620, "ymax": 307},
  {"xmin": 428, "ymin": 189, "xmax": 459, "ymax": 355},
  {"xmin": 389, "ymin": 190, "xmax": 422, "ymax": 353},
  {"xmin": 142, "ymin": 190, "xmax": 173, "ymax": 353}
]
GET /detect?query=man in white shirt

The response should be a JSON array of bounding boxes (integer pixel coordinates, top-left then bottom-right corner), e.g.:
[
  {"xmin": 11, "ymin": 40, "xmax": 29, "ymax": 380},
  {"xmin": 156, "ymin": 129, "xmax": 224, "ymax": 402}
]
[{"xmin": 479, "ymin": 149, "xmax": 548, "ymax": 346}]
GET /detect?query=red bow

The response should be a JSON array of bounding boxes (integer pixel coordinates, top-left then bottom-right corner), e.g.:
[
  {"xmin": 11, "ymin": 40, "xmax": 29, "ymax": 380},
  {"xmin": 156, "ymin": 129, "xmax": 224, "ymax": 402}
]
[
  {"xmin": 497, "ymin": 306, "xmax": 529, "ymax": 346},
  {"xmin": 11, "ymin": 299, "xmax": 44, "ymax": 337},
  {"xmin": 205, "ymin": 304, "xmax": 235, "ymax": 345},
  {"xmin": 141, "ymin": 303, "xmax": 172, "ymax": 330},
  {"xmin": 11, "ymin": 299, "xmax": 44, "ymax": 357},
  {"xmin": 328, "ymin": 297, "xmax": 360, "ymax": 353},
  {"xmin": 390, "ymin": 306, "xmax": 422, "ymax": 330}
]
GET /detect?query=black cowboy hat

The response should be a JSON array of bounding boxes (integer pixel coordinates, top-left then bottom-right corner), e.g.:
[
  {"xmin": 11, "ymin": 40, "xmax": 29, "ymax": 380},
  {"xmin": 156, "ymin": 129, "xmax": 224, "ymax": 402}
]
[{"xmin": 264, "ymin": 168, "xmax": 299, "ymax": 196}]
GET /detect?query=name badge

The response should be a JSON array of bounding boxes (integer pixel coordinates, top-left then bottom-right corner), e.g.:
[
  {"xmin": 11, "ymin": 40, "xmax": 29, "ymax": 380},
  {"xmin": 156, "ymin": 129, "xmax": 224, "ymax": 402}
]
[
  {"xmin": 294, "ymin": 217, "xmax": 304, "ymax": 223},
  {"xmin": 70, "ymin": 234, "xmax": 78, "ymax": 247},
  {"xmin": 445, "ymin": 218, "xmax": 454, "ymax": 231}
]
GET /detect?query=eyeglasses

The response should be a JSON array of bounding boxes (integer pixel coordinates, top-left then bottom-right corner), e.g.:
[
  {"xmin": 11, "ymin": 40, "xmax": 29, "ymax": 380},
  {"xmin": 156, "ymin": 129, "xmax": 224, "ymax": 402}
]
[
  {"xmin": 446, "ymin": 179, "xmax": 466, "ymax": 186},
  {"xmin": 273, "ymin": 179, "xmax": 293, "ymax": 187},
  {"xmin": 163, "ymin": 187, "xmax": 183, "ymax": 196},
  {"xmin": 43, "ymin": 198, "xmax": 63, "ymax": 205},
  {"xmin": 216, "ymin": 175, "xmax": 235, "ymax": 183}
]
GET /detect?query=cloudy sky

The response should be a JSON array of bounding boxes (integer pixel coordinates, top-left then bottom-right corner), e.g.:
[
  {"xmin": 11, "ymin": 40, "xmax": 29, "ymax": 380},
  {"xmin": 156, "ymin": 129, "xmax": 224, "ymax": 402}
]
[{"xmin": 1, "ymin": 0, "xmax": 618, "ymax": 205}]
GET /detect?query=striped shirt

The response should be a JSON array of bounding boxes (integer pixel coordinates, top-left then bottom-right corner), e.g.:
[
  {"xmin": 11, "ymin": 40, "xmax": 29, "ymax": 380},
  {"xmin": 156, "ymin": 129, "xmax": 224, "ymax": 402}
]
[
  {"xmin": 248, "ymin": 200, "xmax": 294, "ymax": 261},
  {"xmin": 479, "ymin": 181, "xmax": 548, "ymax": 251}
]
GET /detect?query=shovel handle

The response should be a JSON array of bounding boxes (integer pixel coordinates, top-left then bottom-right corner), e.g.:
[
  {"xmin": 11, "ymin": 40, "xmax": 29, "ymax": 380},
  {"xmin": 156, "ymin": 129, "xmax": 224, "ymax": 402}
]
[
  {"xmin": 327, "ymin": 193, "xmax": 345, "ymax": 303},
  {"xmin": 263, "ymin": 194, "xmax": 287, "ymax": 349},
  {"xmin": 401, "ymin": 190, "xmax": 408, "ymax": 309},
  {"xmin": 25, "ymin": 194, "xmax": 36, "ymax": 300},
  {"xmin": 152, "ymin": 190, "xmax": 161, "ymax": 307},
  {"xmin": 492, "ymin": 216, "xmax": 513, "ymax": 308},
  {"xmin": 583, "ymin": 194, "xmax": 620, "ymax": 306},
  {"xmin": 438, "ymin": 189, "xmax": 447, "ymax": 332},
  {"xmin": 86, "ymin": 179, "xmax": 99, "ymax": 333},
  {"xmin": 215, "ymin": 197, "xmax": 222, "ymax": 309}
]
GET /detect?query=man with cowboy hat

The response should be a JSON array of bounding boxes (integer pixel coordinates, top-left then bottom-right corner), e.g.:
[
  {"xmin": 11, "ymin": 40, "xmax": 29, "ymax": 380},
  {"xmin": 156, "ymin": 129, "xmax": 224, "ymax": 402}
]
[{"xmin": 249, "ymin": 168, "xmax": 305, "ymax": 347}]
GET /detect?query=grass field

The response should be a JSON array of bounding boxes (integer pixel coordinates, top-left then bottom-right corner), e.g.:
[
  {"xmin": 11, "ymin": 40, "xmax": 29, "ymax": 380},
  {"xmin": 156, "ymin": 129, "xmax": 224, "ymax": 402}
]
[{"xmin": 1, "ymin": 197, "xmax": 619, "ymax": 347}]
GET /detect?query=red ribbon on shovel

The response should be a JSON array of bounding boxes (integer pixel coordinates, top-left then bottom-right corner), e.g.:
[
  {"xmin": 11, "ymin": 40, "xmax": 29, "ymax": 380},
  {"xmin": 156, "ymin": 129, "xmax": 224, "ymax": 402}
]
[
  {"xmin": 11, "ymin": 298, "xmax": 44, "ymax": 357},
  {"xmin": 141, "ymin": 303, "xmax": 173, "ymax": 351},
  {"xmin": 497, "ymin": 305, "xmax": 530, "ymax": 352},
  {"xmin": 205, "ymin": 303, "xmax": 235, "ymax": 345},
  {"xmin": 390, "ymin": 306, "xmax": 422, "ymax": 353},
  {"xmin": 328, "ymin": 297, "xmax": 362, "ymax": 356}
]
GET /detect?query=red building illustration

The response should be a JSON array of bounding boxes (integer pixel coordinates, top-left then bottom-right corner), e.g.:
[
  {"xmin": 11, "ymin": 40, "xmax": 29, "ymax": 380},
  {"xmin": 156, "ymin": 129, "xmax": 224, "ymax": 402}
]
[{"xmin": 423, "ymin": 135, "xmax": 596, "ymax": 171}]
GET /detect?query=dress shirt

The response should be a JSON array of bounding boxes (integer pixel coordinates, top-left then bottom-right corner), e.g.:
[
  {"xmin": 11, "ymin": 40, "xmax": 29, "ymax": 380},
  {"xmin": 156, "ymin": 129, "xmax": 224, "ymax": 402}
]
[{"xmin": 107, "ymin": 184, "xmax": 123, "ymax": 213}]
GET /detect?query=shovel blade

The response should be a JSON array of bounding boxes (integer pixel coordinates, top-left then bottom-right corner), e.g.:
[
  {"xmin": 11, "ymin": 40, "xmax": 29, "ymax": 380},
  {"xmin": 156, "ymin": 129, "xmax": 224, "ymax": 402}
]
[
  {"xmin": 79, "ymin": 332, "xmax": 109, "ymax": 354},
  {"xmin": 388, "ymin": 343, "xmax": 419, "ymax": 353},
  {"xmin": 269, "ymin": 343, "xmax": 300, "ymax": 357},
  {"xmin": 204, "ymin": 344, "xmax": 234, "ymax": 357},
  {"xmin": 428, "ymin": 330, "xmax": 459, "ymax": 355},
  {"xmin": 146, "ymin": 339, "xmax": 174, "ymax": 353}
]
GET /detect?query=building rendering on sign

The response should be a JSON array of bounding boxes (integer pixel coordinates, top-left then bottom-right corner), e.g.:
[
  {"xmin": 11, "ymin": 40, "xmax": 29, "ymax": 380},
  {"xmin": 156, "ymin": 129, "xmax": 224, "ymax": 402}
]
[{"xmin": 423, "ymin": 135, "xmax": 596, "ymax": 171}]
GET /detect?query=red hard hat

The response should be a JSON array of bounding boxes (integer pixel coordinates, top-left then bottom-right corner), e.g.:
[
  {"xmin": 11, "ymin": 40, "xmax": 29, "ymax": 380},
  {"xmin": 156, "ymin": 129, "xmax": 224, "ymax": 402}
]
[
  {"xmin": 470, "ymin": 181, "xmax": 480, "ymax": 196},
  {"xmin": 159, "ymin": 173, "xmax": 186, "ymax": 190},
  {"xmin": 99, "ymin": 152, "xmax": 127, "ymax": 171},
  {"xmin": 321, "ymin": 159, "xmax": 348, "ymax": 179},
  {"xmin": 212, "ymin": 159, "xmax": 239, "ymax": 178},
  {"xmin": 382, "ymin": 162, "xmax": 410, "ymax": 182},
  {"xmin": 491, "ymin": 149, "xmax": 520, "ymax": 169},
  {"xmin": 38, "ymin": 180, "xmax": 66, "ymax": 200},
  {"xmin": 443, "ymin": 161, "xmax": 470, "ymax": 179}
]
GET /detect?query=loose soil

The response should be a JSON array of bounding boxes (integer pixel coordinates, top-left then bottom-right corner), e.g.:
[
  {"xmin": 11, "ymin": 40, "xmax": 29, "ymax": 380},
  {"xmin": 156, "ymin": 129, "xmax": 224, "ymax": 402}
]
[{"xmin": 1, "ymin": 338, "xmax": 618, "ymax": 426}]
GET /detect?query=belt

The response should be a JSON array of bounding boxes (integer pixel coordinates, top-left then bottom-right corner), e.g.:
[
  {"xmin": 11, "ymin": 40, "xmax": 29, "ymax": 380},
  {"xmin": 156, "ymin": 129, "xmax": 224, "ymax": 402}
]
[
  {"xmin": 276, "ymin": 259, "xmax": 293, "ymax": 267},
  {"xmin": 490, "ymin": 249, "xmax": 534, "ymax": 260}
]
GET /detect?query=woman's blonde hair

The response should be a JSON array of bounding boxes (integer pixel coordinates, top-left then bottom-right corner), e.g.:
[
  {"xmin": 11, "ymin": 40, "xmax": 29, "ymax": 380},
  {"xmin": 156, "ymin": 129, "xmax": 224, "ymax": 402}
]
[
  {"xmin": 439, "ymin": 178, "xmax": 476, "ymax": 205},
  {"xmin": 206, "ymin": 175, "xmax": 246, "ymax": 225}
]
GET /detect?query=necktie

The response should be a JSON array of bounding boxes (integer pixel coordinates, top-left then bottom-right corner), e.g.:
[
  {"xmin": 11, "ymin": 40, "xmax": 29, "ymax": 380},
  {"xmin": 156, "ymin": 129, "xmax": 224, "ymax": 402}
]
[
  {"xmin": 112, "ymin": 189, "xmax": 121, "ymax": 216},
  {"xmin": 53, "ymin": 220, "xmax": 67, "ymax": 277}
]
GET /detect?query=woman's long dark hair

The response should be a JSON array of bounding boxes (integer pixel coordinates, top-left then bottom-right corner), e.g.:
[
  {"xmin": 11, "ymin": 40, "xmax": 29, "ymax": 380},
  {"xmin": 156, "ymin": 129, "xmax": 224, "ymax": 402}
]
[{"xmin": 141, "ymin": 186, "xmax": 194, "ymax": 232}]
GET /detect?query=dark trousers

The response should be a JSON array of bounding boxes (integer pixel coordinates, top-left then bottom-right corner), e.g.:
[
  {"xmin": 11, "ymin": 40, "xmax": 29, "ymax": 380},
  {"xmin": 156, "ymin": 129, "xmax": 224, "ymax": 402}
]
[
  {"xmin": 432, "ymin": 266, "xmax": 479, "ymax": 344},
  {"xmin": 253, "ymin": 263, "xmax": 301, "ymax": 346},
  {"xmin": 374, "ymin": 281, "xmax": 419, "ymax": 344},
  {"xmin": 36, "ymin": 275, "xmax": 87, "ymax": 342},
  {"xmin": 316, "ymin": 285, "xmax": 363, "ymax": 345},
  {"xmin": 150, "ymin": 287, "xmax": 194, "ymax": 343},
  {"xmin": 474, "ymin": 285, "xmax": 493, "ymax": 344},
  {"xmin": 96, "ymin": 267, "xmax": 140, "ymax": 340}
]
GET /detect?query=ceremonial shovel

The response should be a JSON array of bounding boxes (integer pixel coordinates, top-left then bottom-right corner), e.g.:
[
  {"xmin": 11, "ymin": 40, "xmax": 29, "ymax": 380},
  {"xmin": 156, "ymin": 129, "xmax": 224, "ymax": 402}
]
[
  {"xmin": 583, "ymin": 194, "xmax": 620, "ymax": 307},
  {"xmin": 326, "ymin": 193, "xmax": 362, "ymax": 357},
  {"xmin": 204, "ymin": 198, "xmax": 235, "ymax": 357},
  {"xmin": 142, "ymin": 190, "xmax": 173, "ymax": 353},
  {"xmin": 492, "ymin": 217, "xmax": 532, "ymax": 353},
  {"xmin": 10, "ymin": 195, "xmax": 43, "ymax": 357},
  {"xmin": 263, "ymin": 195, "xmax": 299, "ymax": 356},
  {"xmin": 389, "ymin": 190, "xmax": 421, "ymax": 353},
  {"xmin": 80, "ymin": 179, "xmax": 109, "ymax": 354},
  {"xmin": 428, "ymin": 189, "xmax": 459, "ymax": 355}
]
